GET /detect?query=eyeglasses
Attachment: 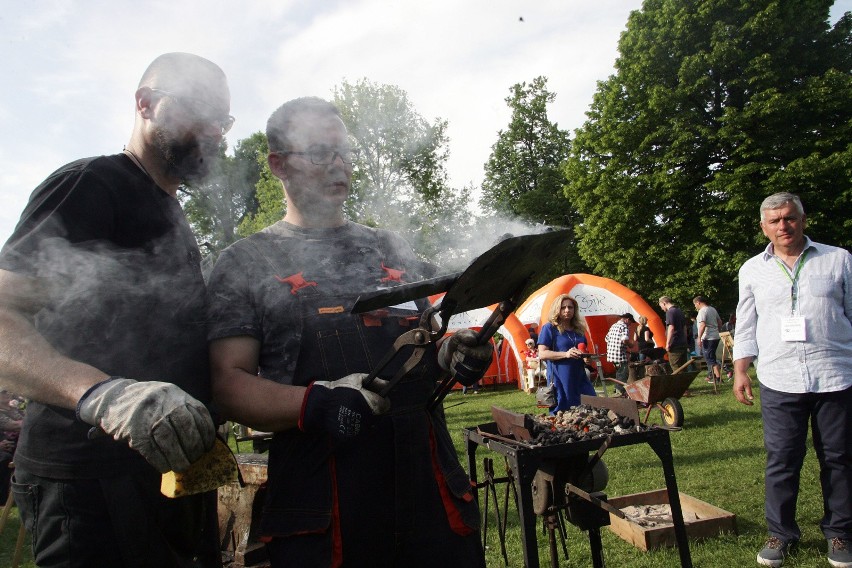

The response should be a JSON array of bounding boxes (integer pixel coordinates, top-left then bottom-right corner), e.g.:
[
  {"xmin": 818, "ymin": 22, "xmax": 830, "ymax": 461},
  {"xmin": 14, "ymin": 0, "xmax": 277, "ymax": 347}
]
[
  {"xmin": 149, "ymin": 88, "xmax": 235, "ymax": 135},
  {"xmin": 275, "ymin": 147, "xmax": 361, "ymax": 165}
]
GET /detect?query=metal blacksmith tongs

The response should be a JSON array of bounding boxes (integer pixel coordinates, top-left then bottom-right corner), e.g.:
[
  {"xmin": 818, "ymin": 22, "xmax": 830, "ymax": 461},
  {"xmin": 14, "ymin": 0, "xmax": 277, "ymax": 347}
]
[
  {"xmin": 360, "ymin": 304, "xmax": 449, "ymax": 398},
  {"xmin": 354, "ymin": 229, "xmax": 571, "ymax": 408}
]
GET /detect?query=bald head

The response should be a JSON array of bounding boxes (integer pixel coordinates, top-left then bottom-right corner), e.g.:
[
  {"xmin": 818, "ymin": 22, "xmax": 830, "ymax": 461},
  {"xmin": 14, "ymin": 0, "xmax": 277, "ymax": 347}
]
[
  {"xmin": 138, "ymin": 52, "xmax": 229, "ymax": 110},
  {"xmin": 128, "ymin": 53, "xmax": 231, "ymax": 191}
]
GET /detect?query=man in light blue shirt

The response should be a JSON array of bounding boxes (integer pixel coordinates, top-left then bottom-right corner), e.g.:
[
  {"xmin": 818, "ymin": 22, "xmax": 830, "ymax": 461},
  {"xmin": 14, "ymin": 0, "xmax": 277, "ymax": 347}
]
[{"xmin": 733, "ymin": 192, "xmax": 852, "ymax": 568}]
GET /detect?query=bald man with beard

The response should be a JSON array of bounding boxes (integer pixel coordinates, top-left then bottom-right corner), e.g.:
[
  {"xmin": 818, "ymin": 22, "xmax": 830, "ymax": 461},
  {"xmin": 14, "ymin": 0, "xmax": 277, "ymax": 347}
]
[{"xmin": 0, "ymin": 53, "xmax": 233, "ymax": 567}]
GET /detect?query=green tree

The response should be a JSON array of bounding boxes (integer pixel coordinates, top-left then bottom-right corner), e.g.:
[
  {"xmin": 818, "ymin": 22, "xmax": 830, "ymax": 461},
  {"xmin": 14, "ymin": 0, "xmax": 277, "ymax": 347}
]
[
  {"xmin": 481, "ymin": 77, "xmax": 573, "ymax": 225},
  {"xmin": 564, "ymin": 0, "xmax": 851, "ymax": 311},
  {"xmin": 333, "ymin": 78, "xmax": 473, "ymax": 265},
  {"xmin": 237, "ymin": 137, "xmax": 284, "ymax": 238},
  {"xmin": 480, "ymin": 77, "xmax": 583, "ymax": 283},
  {"xmin": 180, "ymin": 132, "xmax": 267, "ymax": 256}
]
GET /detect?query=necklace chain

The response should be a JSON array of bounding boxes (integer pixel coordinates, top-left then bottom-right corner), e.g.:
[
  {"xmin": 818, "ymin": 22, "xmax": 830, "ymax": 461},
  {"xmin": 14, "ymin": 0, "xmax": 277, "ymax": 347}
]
[{"xmin": 122, "ymin": 148, "xmax": 152, "ymax": 179}]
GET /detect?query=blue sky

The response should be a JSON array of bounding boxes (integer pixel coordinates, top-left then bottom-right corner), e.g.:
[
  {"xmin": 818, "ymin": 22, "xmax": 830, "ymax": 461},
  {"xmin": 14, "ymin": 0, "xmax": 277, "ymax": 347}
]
[{"xmin": 1, "ymin": 0, "xmax": 849, "ymax": 245}]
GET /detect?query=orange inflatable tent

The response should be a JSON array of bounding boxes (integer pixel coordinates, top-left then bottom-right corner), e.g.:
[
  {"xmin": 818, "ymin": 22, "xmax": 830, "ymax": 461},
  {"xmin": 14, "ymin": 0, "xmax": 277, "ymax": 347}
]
[
  {"xmin": 430, "ymin": 295, "xmax": 526, "ymax": 388},
  {"xmin": 512, "ymin": 274, "xmax": 665, "ymax": 377},
  {"xmin": 429, "ymin": 274, "xmax": 664, "ymax": 389}
]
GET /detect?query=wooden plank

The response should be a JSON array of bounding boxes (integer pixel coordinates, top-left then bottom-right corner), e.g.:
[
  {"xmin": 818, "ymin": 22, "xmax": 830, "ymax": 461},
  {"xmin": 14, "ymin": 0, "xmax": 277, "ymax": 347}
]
[{"xmin": 218, "ymin": 454, "xmax": 269, "ymax": 568}]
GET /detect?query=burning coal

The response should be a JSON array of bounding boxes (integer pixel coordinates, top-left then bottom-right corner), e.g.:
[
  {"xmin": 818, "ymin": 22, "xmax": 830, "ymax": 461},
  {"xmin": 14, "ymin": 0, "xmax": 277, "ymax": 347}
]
[{"xmin": 529, "ymin": 404, "xmax": 646, "ymax": 444}]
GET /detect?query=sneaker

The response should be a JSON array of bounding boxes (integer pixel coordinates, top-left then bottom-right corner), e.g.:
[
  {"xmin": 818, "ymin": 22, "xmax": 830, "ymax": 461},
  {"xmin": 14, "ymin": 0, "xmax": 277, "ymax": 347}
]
[
  {"xmin": 828, "ymin": 538, "xmax": 852, "ymax": 568},
  {"xmin": 757, "ymin": 536, "xmax": 797, "ymax": 567}
]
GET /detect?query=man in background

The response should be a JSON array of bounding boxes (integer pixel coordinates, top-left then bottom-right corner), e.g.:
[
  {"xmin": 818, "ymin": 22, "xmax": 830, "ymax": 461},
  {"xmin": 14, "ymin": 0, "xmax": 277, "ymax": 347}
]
[
  {"xmin": 694, "ymin": 295, "xmax": 724, "ymax": 383},
  {"xmin": 0, "ymin": 53, "xmax": 231, "ymax": 567},
  {"xmin": 605, "ymin": 313, "xmax": 635, "ymax": 385},
  {"xmin": 528, "ymin": 322, "xmax": 539, "ymax": 344},
  {"xmin": 659, "ymin": 296, "xmax": 689, "ymax": 372},
  {"xmin": 733, "ymin": 192, "xmax": 851, "ymax": 568}
]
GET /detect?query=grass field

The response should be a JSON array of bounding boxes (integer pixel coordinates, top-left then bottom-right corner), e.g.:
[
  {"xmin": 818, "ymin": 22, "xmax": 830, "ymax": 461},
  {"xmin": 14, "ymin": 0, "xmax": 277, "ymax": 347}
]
[
  {"xmin": 443, "ymin": 376, "xmax": 832, "ymax": 567},
  {"xmin": 0, "ymin": 373, "xmax": 837, "ymax": 567}
]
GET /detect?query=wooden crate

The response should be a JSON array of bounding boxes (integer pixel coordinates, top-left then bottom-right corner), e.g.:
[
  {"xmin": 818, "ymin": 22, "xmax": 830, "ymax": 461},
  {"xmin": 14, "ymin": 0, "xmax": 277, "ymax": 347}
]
[{"xmin": 606, "ymin": 489, "xmax": 737, "ymax": 551}]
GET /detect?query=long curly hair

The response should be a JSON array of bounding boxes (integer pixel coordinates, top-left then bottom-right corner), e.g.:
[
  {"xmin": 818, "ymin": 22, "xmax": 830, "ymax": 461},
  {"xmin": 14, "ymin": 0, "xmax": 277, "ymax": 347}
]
[{"xmin": 547, "ymin": 294, "xmax": 588, "ymax": 336}]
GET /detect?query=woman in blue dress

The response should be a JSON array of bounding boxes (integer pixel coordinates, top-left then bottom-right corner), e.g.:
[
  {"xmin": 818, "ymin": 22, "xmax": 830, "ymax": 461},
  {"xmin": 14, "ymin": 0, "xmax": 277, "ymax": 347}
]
[{"xmin": 537, "ymin": 294, "xmax": 596, "ymax": 412}]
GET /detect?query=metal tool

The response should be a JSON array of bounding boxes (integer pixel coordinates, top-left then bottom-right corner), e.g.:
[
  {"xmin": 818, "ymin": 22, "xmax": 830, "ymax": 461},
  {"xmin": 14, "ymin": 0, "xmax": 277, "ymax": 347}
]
[
  {"xmin": 464, "ymin": 397, "xmax": 695, "ymax": 568},
  {"xmin": 361, "ymin": 305, "xmax": 447, "ymax": 397},
  {"xmin": 355, "ymin": 229, "xmax": 571, "ymax": 404}
]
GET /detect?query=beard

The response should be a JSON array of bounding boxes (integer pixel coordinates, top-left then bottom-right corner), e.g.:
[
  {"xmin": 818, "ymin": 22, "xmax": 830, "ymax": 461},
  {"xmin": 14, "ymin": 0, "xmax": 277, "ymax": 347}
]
[{"xmin": 152, "ymin": 126, "xmax": 220, "ymax": 184}]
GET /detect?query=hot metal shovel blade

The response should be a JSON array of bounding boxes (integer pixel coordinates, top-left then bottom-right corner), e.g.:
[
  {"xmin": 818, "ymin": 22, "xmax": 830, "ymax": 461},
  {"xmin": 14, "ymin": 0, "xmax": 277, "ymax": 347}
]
[{"xmin": 351, "ymin": 229, "xmax": 570, "ymax": 317}]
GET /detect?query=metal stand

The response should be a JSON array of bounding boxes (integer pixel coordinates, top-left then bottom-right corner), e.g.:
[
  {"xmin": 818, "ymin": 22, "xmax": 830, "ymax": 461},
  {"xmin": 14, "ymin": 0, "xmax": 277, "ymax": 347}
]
[
  {"xmin": 465, "ymin": 425, "xmax": 693, "ymax": 568},
  {"xmin": 480, "ymin": 457, "xmax": 515, "ymax": 565},
  {"xmin": 218, "ymin": 454, "xmax": 270, "ymax": 568}
]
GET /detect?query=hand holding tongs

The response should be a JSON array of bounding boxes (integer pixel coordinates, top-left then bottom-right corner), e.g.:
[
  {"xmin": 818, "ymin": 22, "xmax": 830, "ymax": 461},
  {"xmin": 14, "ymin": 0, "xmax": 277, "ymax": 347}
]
[
  {"xmin": 353, "ymin": 229, "xmax": 572, "ymax": 405},
  {"xmin": 362, "ymin": 305, "xmax": 449, "ymax": 397}
]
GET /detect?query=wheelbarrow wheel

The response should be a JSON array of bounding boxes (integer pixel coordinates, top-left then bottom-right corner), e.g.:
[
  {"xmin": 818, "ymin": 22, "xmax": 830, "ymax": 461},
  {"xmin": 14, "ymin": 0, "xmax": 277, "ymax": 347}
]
[{"xmin": 660, "ymin": 397, "xmax": 684, "ymax": 427}]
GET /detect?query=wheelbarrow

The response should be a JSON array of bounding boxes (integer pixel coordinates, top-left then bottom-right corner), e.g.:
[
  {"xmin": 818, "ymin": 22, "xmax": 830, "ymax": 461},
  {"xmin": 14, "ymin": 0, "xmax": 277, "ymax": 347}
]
[{"xmin": 604, "ymin": 359, "xmax": 700, "ymax": 428}]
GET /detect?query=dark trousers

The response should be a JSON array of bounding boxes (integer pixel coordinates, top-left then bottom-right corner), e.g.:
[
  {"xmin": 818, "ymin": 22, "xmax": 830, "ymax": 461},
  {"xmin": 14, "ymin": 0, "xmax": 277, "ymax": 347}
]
[
  {"xmin": 666, "ymin": 347, "xmax": 688, "ymax": 372},
  {"xmin": 760, "ymin": 383, "xmax": 852, "ymax": 542},
  {"xmin": 0, "ymin": 451, "xmax": 12, "ymax": 504},
  {"xmin": 12, "ymin": 466, "xmax": 221, "ymax": 568}
]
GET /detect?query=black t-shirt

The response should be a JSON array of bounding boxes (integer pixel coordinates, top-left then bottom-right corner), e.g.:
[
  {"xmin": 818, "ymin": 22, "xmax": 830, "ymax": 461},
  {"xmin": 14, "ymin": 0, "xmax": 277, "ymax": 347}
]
[
  {"xmin": 637, "ymin": 324, "xmax": 654, "ymax": 350},
  {"xmin": 665, "ymin": 306, "xmax": 688, "ymax": 349},
  {"xmin": 207, "ymin": 220, "xmax": 437, "ymax": 384},
  {"xmin": 0, "ymin": 154, "xmax": 209, "ymax": 477}
]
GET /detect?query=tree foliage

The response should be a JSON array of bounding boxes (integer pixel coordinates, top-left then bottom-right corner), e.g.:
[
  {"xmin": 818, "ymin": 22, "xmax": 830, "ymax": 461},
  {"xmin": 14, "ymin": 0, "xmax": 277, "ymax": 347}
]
[
  {"xmin": 480, "ymin": 77, "xmax": 585, "ymax": 283},
  {"xmin": 481, "ymin": 77, "xmax": 573, "ymax": 225},
  {"xmin": 564, "ymin": 0, "xmax": 852, "ymax": 312},
  {"xmin": 180, "ymin": 132, "xmax": 267, "ymax": 256},
  {"xmin": 236, "ymin": 135, "xmax": 284, "ymax": 238},
  {"xmin": 333, "ymin": 78, "xmax": 474, "ymax": 269}
]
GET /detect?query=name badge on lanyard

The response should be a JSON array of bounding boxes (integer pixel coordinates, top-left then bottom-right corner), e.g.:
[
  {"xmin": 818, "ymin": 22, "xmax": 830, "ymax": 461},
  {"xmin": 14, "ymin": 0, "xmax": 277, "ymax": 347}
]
[
  {"xmin": 775, "ymin": 250, "xmax": 808, "ymax": 343},
  {"xmin": 781, "ymin": 316, "xmax": 806, "ymax": 342}
]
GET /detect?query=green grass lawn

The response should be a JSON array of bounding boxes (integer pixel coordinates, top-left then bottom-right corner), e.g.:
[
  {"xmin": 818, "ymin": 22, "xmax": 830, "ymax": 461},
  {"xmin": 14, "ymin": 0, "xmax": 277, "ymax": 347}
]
[
  {"xmin": 443, "ymin": 376, "xmax": 831, "ymax": 567},
  {"xmin": 1, "ymin": 374, "xmax": 835, "ymax": 567}
]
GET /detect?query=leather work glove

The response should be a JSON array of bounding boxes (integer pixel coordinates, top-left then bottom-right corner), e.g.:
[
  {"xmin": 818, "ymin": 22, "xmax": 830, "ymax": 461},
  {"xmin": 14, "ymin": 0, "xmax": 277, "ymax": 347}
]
[
  {"xmin": 438, "ymin": 329, "xmax": 494, "ymax": 386},
  {"xmin": 299, "ymin": 373, "xmax": 391, "ymax": 441},
  {"xmin": 76, "ymin": 377, "xmax": 216, "ymax": 473}
]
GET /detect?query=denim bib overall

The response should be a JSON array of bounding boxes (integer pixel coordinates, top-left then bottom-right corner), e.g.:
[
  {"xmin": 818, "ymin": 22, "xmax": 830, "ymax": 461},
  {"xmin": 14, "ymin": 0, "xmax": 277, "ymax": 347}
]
[{"xmin": 254, "ymin": 244, "xmax": 481, "ymax": 566}]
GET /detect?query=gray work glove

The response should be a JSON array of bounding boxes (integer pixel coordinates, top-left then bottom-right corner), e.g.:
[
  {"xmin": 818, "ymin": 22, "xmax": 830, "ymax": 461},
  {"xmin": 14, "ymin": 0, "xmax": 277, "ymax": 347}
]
[
  {"xmin": 76, "ymin": 377, "xmax": 215, "ymax": 473},
  {"xmin": 299, "ymin": 373, "xmax": 391, "ymax": 441},
  {"xmin": 438, "ymin": 329, "xmax": 494, "ymax": 386}
]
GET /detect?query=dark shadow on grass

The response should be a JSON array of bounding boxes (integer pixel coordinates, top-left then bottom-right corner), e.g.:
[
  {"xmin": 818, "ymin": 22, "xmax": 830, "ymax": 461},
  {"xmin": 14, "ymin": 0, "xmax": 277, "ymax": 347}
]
[
  {"xmin": 671, "ymin": 445, "xmax": 763, "ymax": 466},
  {"xmin": 680, "ymin": 409, "xmax": 763, "ymax": 430}
]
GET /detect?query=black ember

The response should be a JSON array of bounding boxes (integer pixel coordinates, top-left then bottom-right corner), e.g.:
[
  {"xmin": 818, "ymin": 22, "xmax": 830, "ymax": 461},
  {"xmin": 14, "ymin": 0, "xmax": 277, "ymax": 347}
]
[{"xmin": 529, "ymin": 404, "xmax": 646, "ymax": 445}]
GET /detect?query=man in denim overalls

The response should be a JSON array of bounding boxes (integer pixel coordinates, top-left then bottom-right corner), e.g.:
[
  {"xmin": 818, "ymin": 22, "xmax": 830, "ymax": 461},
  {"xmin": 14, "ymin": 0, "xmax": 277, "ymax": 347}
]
[{"xmin": 207, "ymin": 97, "xmax": 491, "ymax": 567}]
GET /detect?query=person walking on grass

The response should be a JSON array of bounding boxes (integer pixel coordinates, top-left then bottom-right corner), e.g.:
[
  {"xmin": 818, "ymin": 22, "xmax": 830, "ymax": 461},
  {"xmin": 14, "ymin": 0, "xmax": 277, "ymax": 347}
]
[
  {"xmin": 658, "ymin": 296, "xmax": 689, "ymax": 372},
  {"xmin": 693, "ymin": 295, "xmax": 724, "ymax": 383}
]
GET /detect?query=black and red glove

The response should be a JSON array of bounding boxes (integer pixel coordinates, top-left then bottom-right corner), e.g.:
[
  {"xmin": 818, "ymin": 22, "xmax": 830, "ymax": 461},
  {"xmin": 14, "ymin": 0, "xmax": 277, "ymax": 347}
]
[
  {"xmin": 438, "ymin": 329, "xmax": 494, "ymax": 386},
  {"xmin": 299, "ymin": 373, "xmax": 391, "ymax": 440}
]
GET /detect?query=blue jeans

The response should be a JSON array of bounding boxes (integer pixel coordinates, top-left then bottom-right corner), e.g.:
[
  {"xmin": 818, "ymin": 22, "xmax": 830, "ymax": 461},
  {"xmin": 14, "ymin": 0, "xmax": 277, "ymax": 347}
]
[
  {"xmin": 760, "ymin": 384, "xmax": 852, "ymax": 542},
  {"xmin": 615, "ymin": 361, "xmax": 629, "ymax": 382},
  {"xmin": 702, "ymin": 338, "xmax": 720, "ymax": 367}
]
